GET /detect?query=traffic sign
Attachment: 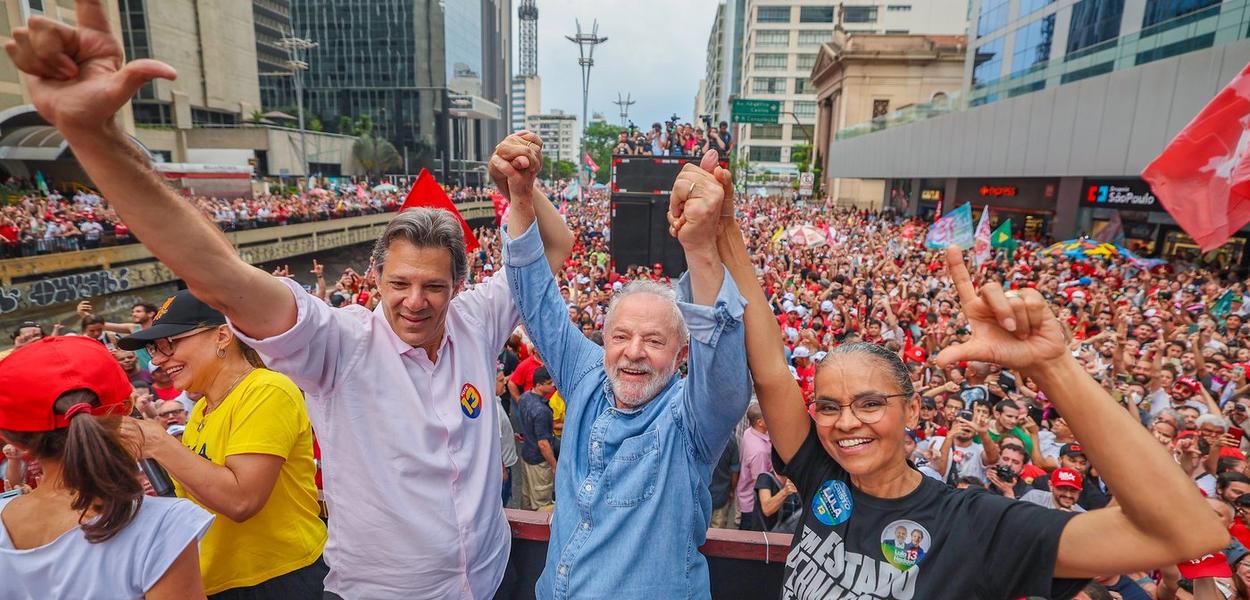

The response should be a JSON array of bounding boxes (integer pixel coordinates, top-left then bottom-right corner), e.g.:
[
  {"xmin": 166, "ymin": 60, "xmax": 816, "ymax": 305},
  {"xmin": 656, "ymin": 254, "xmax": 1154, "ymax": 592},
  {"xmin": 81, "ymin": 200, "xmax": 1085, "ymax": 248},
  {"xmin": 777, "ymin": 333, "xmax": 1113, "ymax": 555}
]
[
  {"xmin": 732, "ymin": 98, "xmax": 781, "ymax": 124},
  {"xmin": 799, "ymin": 173, "xmax": 814, "ymax": 197}
]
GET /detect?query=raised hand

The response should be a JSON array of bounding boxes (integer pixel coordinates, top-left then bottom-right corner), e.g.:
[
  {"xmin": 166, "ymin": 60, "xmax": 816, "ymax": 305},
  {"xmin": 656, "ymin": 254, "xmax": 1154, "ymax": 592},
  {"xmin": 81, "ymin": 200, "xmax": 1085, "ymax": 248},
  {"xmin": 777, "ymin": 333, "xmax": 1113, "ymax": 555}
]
[
  {"xmin": 5, "ymin": 0, "xmax": 178, "ymax": 134},
  {"xmin": 935, "ymin": 246, "xmax": 1066, "ymax": 373},
  {"xmin": 76, "ymin": 299, "xmax": 93, "ymax": 317},
  {"xmin": 489, "ymin": 131, "xmax": 543, "ymax": 200},
  {"xmin": 310, "ymin": 260, "xmax": 324, "ymax": 278},
  {"xmin": 667, "ymin": 152, "xmax": 726, "ymax": 251}
]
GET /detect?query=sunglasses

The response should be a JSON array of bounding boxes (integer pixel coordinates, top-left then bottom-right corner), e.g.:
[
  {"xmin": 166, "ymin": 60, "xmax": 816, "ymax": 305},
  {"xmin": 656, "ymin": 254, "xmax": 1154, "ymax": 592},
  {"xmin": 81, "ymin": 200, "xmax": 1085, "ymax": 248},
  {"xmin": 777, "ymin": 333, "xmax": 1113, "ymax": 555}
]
[{"xmin": 145, "ymin": 327, "xmax": 214, "ymax": 358}]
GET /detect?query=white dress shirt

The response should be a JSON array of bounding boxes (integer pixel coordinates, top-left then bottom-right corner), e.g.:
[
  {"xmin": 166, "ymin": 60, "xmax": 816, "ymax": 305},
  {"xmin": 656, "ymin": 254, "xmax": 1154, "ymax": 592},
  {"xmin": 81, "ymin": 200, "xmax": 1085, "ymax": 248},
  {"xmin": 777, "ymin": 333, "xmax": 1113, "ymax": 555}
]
[{"xmin": 232, "ymin": 273, "xmax": 519, "ymax": 599}]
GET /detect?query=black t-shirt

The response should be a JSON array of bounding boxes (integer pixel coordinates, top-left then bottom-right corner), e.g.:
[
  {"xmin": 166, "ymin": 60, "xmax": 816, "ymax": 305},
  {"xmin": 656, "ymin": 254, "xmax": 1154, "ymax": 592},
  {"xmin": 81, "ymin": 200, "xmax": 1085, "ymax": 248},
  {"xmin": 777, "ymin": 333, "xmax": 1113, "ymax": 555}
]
[
  {"xmin": 754, "ymin": 472, "xmax": 802, "ymax": 533},
  {"xmin": 773, "ymin": 423, "xmax": 1087, "ymax": 599}
]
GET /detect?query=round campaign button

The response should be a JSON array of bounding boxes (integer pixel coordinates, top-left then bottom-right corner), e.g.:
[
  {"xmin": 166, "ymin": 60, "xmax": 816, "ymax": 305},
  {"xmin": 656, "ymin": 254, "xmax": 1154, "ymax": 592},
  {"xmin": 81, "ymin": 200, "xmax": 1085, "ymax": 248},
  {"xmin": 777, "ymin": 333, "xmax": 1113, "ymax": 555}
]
[
  {"xmin": 811, "ymin": 479, "xmax": 853, "ymax": 527},
  {"xmin": 460, "ymin": 383, "xmax": 482, "ymax": 419}
]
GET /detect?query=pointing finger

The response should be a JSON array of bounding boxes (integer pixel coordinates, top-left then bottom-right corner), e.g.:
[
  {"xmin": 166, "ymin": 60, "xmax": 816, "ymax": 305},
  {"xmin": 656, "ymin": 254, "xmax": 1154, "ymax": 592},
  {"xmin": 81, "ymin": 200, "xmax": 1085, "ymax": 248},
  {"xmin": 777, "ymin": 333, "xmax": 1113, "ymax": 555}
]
[{"xmin": 945, "ymin": 246, "xmax": 978, "ymax": 307}]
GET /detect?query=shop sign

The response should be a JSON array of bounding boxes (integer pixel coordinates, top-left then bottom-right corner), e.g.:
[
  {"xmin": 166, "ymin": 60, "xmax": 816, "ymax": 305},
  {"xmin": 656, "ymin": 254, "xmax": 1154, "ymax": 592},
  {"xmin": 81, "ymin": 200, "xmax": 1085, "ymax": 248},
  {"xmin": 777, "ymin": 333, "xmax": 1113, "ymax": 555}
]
[
  {"xmin": 921, "ymin": 189, "xmax": 943, "ymax": 201},
  {"xmin": 979, "ymin": 185, "xmax": 1018, "ymax": 197},
  {"xmin": 1083, "ymin": 179, "xmax": 1162, "ymax": 211}
]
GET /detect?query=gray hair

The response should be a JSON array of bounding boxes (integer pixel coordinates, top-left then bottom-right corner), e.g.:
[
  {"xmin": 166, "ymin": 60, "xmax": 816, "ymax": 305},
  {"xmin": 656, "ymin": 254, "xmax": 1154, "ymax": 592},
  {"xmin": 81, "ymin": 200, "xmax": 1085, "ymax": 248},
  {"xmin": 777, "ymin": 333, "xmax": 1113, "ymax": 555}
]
[
  {"xmin": 820, "ymin": 342, "xmax": 915, "ymax": 397},
  {"xmin": 1196, "ymin": 414, "xmax": 1229, "ymax": 432},
  {"xmin": 369, "ymin": 208, "xmax": 467, "ymax": 282},
  {"xmin": 603, "ymin": 280, "xmax": 689, "ymax": 346}
]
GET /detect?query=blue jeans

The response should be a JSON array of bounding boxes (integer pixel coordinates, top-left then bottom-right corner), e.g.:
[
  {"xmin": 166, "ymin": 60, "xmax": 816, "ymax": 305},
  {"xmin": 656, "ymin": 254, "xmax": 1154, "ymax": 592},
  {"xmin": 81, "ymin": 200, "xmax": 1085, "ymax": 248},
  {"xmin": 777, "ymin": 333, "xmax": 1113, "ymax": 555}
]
[{"xmin": 502, "ymin": 465, "xmax": 514, "ymax": 506}]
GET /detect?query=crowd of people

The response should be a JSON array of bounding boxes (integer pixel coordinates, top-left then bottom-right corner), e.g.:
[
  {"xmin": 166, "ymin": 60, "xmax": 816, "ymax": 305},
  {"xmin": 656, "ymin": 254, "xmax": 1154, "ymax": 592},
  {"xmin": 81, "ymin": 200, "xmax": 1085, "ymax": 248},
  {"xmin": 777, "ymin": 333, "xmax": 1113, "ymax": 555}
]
[
  {"xmin": 612, "ymin": 119, "xmax": 736, "ymax": 158},
  {"xmin": 2, "ymin": 8, "xmax": 1249, "ymax": 598},
  {"xmin": 0, "ymin": 179, "xmax": 495, "ymax": 258}
]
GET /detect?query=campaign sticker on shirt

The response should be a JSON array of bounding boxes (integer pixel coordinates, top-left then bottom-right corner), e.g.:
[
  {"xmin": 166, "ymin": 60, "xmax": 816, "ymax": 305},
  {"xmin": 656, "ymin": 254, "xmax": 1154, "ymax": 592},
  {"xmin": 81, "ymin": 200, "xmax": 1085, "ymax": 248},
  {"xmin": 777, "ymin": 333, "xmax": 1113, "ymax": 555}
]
[
  {"xmin": 460, "ymin": 383, "xmax": 482, "ymax": 419},
  {"xmin": 880, "ymin": 520, "xmax": 931, "ymax": 571},
  {"xmin": 810, "ymin": 480, "xmax": 853, "ymax": 527}
]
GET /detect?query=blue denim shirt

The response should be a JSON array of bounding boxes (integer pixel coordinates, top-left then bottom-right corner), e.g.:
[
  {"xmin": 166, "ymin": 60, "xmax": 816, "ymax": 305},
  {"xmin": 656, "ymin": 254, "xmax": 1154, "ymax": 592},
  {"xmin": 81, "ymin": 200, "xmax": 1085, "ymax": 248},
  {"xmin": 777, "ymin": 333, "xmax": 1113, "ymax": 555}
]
[{"xmin": 504, "ymin": 222, "xmax": 751, "ymax": 600}]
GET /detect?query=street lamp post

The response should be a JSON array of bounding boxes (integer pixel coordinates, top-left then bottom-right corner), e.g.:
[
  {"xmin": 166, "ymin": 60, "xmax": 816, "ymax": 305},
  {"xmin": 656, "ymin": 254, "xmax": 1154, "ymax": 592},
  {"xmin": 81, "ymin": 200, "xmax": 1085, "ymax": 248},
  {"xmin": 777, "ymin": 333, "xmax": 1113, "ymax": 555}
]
[
  {"xmin": 566, "ymin": 20, "xmax": 607, "ymax": 203},
  {"xmin": 276, "ymin": 32, "xmax": 318, "ymax": 185}
]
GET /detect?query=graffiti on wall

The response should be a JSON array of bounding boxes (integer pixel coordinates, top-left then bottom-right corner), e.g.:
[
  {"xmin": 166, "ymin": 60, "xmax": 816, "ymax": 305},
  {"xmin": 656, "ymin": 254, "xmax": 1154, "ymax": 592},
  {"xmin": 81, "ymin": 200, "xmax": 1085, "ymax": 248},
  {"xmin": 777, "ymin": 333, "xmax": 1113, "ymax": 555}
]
[{"xmin": 0, "ymin": 262, "xmax": 177, "ymax": 315}]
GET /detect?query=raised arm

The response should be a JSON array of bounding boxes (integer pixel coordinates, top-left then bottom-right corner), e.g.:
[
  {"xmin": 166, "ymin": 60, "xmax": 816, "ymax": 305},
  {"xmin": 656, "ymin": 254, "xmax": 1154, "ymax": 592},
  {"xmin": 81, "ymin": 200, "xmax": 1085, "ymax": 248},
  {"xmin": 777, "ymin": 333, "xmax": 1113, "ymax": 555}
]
[
  {"xmin": 715, "ymin": 174, "xmax": 808, "ymax": 463},
  {"xmin": 489, "ymin": 132, "xmax": 574, "ymax": 274},
  {"xmin": 7, "ymin": 2, "xmax": 293, "ymax": 339},
  {"xmin": 935, "ymin": 247, "xmax": 1227, "ymax": 579}
]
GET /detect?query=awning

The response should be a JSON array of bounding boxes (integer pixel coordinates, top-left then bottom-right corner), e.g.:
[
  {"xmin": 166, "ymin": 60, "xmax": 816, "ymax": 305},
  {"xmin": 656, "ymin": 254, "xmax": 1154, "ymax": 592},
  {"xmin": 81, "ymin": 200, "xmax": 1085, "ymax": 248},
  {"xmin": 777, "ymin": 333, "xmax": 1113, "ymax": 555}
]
[{"xmin": 0, "ymin": 126, "xmax": 68, "ymax": 161}]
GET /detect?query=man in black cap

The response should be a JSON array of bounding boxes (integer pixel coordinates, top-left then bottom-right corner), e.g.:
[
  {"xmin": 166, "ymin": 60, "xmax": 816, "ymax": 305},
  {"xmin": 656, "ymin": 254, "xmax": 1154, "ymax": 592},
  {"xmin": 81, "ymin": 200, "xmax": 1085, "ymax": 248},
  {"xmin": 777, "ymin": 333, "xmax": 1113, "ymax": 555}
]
[{"xmin": 516, "ymin": 367, "xmax": 559, "ymax": 511}]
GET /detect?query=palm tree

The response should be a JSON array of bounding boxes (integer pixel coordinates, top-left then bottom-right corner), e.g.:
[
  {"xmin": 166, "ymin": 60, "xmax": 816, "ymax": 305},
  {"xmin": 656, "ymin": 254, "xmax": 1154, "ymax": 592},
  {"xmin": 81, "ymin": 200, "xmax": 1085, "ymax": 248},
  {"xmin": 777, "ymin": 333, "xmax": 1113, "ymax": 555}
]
[
  {"xmin": 247, "ymin": 109, "xmax": 267, "ymax": 125},
  {"xmin": 354, "ymin": 135, "xmax": 401, "ymax": 178}
]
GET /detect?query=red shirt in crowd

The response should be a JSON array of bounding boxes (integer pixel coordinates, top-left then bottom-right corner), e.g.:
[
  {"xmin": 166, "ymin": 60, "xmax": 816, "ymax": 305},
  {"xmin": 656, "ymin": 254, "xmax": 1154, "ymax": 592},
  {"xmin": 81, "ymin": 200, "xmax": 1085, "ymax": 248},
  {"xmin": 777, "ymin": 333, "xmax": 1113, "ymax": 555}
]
[
  {"xmin": 152, "ymin": 384, "xmax": 180, "ymax": 401},
  {"xmin": 510, "ymin": 355, "xmax": 544, "ymax": 393}
]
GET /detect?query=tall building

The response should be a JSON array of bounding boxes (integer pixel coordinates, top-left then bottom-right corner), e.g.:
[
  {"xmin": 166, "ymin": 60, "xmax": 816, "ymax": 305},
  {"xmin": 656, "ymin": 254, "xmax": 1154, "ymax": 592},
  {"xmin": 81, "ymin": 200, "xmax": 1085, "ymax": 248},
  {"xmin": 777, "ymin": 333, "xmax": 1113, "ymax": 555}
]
[
  {"xmin": 119, "ymin": 0, "xmax": 262, "ymax": 127},
  {"xmin": 822, "ymin": 0, "xmax": 1250, "ymax": 267},
  {"xmin": 701, "ymin": 0, "xmax": 747, "ymax": 125},
  {"xmin": 293, "ymin": 0, "xmax": 446, "ymax": 171},
  {"xmin": 735, "ymin": 0, "xmax": 968, "ymax": 176},
  {"xmin": 525, "ymin": 110, "xmax": 579, "ymax": 164},
  {"xmin": 254, "ymin": 0, "xmax": 295, "ymax": 111},
  {"xmin": 511, "ymin": 0, "xmax": 542, "ymax": 134},
  {"xmin": 811, "ymin": 33, "xmax": 966, "ymax": 206},
  {"xmin": 511, "ymin": 75, "xmax": 542, "ymax": 132},
  {"xmin": 444, "ymin": 0, "xmax": 507, "ymax": 181}
]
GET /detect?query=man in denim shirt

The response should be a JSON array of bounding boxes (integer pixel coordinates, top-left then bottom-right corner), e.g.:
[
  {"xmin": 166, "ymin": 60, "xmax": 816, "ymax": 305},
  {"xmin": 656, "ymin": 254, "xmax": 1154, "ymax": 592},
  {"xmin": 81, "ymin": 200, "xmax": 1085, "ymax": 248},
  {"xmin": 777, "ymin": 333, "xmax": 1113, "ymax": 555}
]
[{"xmin": 498, "ymin": 150, "xmax": 750, "ymax": 599}]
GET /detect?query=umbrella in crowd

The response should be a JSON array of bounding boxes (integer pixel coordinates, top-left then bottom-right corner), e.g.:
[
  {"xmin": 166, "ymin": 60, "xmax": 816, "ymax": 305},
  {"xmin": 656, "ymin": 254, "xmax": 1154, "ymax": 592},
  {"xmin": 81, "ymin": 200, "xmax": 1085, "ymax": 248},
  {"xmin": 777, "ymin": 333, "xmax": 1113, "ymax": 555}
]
[
  {"xmin": 372, "ymin": 183, "xmax": 398, "ymax": 193},
  {"xmin": 1041, "ymin": 239, "xmax": 1119, "ymax": 259},
  {"xmin": 784, "ymin": 224, "xmax": 828, "ymax": 248}
]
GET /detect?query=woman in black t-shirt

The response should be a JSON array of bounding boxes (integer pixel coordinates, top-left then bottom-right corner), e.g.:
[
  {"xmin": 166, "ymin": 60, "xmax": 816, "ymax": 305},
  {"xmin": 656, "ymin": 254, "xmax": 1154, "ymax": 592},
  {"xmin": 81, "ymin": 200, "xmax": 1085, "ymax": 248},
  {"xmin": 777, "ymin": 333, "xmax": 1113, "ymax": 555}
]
[{"xmin": 697, "ymin": 186, "xmax": 1230, "ymax": 599}]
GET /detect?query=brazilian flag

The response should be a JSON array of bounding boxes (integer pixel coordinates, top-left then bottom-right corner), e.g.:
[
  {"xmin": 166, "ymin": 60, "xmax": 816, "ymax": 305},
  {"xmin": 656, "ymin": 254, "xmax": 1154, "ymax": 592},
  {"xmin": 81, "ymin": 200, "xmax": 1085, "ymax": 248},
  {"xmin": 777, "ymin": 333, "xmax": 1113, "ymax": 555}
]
[{"xmin": 990, "ymin": 219, "xmax": 1016, "ymax": 262}]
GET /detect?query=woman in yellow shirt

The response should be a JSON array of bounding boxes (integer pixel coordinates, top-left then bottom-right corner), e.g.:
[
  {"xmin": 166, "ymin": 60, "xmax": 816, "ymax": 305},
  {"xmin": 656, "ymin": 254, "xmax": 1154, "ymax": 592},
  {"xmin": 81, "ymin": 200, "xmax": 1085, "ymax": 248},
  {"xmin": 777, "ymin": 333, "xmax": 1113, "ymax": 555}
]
[{"xmin": 120, "ymin": 290, "xmax": 327, "ymax": 599}]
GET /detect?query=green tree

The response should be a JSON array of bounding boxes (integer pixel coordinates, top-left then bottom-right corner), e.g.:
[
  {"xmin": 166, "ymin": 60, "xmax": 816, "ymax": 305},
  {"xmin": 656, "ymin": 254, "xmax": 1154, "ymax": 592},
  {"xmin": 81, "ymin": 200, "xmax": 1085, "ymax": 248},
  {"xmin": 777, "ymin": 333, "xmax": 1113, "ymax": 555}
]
[
  {"xmin": 582, "ymin": 121, "xmax": 624, "ymax": 184},
  {"xmin": 336, "ymin": 115, "xmax": 355, "ymax": 135},
  {"xmin": 354, "ymin": 135, "xmax": 401, "ymax": 178},
  {"xmin": 247, "ymin": 109, "xmax": 267, "ymax": 125},
  {"xmin": 540, "ymin": 159, "xmax": 578, "ymax": 181}
]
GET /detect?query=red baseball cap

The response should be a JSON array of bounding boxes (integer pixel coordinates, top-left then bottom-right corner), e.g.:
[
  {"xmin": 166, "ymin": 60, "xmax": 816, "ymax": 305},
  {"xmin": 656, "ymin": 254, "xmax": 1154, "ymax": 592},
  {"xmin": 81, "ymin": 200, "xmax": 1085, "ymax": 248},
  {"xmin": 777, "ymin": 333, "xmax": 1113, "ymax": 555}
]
[
  {"xmin": 1177, "ymin": 552, "xmax": 1232, "ymax": 579},
  {"xmin": 0, "ymin": 336, "xmax": 132, "ymax": 432},
  {"xmin": 1049, "ymin": 468, "xmax": 1083, "ymax": 490},
  {"xmin": 904, "ymin": 346, "xmax": 927, "ymax": 364}
]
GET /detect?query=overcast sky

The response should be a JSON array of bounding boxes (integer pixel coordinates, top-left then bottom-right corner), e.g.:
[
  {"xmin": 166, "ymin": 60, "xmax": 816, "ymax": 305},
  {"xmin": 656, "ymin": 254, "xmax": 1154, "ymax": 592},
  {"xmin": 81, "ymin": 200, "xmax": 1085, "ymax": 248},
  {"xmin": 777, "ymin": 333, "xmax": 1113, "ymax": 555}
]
[{"xmin": 514, "ymin": 0, "xmax": 721, "ymax": 128}]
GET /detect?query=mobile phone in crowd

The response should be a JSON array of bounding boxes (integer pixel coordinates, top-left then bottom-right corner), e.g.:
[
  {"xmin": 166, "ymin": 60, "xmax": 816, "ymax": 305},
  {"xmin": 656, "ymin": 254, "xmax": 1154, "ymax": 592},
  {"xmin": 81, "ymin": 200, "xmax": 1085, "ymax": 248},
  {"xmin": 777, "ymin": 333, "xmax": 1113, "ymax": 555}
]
[
  {"xmin": 1231, "ymin": 427, "xmax": 1246, "ymax": 443},
  {"xmin": 1235, "ymin": 365, "xmax": 1246, "ymax": 380},
  {"xmin": 957, "ymin": 410, "xmax": 974, "ymax": 422}
]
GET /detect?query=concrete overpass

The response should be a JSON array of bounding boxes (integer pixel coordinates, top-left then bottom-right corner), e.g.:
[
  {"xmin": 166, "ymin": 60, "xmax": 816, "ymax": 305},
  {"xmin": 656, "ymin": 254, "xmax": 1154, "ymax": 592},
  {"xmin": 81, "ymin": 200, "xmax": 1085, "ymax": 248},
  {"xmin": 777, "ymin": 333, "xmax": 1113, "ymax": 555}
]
[{"xmin": 0, "ymin": 200, "xmax": 496, "ymax": 318}]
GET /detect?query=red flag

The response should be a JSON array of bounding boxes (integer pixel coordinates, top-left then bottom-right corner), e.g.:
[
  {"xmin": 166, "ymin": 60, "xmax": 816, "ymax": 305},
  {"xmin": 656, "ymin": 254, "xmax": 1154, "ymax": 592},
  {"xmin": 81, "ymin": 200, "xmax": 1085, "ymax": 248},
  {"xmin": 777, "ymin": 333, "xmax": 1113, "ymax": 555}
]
[
  {"xmin": 400, "ymin": 168, "xmax": 480, "ymax": 252},
  {"xmin": 1143, "ymin": 62, "xmax": 1250, "ymax": 252}
]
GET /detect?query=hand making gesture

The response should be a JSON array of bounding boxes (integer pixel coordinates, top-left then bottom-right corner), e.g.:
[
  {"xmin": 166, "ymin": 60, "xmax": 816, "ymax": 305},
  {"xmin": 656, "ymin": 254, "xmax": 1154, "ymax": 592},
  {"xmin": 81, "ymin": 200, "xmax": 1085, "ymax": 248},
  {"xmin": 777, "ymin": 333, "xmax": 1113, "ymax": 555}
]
[{"xmin": 935, "ymin": 246, "xmax": 1066, "ymax": 372}]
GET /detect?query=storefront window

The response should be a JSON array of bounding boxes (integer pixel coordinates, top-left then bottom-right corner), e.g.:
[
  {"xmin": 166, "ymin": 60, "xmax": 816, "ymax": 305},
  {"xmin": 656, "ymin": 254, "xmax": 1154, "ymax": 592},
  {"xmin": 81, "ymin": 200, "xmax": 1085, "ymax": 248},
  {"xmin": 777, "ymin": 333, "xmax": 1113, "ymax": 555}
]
[{"xmin": 1163, "ymin": 230, "xmax": 1246, "ymax": 268}]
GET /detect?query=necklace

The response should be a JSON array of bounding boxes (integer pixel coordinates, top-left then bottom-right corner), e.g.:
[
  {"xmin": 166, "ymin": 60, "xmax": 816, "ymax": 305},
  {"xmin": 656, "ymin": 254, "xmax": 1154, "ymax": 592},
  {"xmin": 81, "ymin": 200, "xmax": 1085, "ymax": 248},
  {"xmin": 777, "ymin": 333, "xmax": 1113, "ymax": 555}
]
[{"xmin": 197, "ymin": 368, "xmax": 255, "ymax": 432}]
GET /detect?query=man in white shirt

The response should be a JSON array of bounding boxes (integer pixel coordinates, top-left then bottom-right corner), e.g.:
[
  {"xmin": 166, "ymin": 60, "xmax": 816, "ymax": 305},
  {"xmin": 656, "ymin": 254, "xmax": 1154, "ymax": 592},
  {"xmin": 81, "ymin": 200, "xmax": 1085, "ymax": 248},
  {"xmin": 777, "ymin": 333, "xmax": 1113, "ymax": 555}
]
[
  {"xmin": 9, "ymin": 8, "xmax": 573, "ymax": 595},
  {"xmin": 1020, "ymin": 468, "xmax": 1087, "ymax": 512}
]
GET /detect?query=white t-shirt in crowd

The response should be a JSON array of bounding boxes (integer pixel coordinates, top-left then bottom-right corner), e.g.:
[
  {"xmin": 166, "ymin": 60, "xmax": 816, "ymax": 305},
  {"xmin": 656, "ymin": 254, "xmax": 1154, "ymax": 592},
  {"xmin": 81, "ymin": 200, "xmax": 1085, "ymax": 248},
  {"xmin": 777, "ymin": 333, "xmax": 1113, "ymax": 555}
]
[
  {"xmin": 928, "ymin": 436, "xmax": 988, "ymax": 482},
  {"xmin": 0, "ymin": 495, "xmax": 212, "ymax": 599},
  {"xmin": 1019, "ymin": 489, "xmax": 1086, "ymax": 512}
]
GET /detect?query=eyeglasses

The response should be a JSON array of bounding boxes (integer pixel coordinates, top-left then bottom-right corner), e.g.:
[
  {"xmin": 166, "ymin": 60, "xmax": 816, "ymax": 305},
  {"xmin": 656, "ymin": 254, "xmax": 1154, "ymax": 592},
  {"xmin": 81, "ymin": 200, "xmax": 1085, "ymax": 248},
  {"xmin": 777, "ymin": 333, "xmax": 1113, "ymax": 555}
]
[
  {"xmin": 807, "ymin": 392, "xmax": 911, "ymax": 425},
  {"xmin": 145, "ymin": 327, "xmax": 212, "ymax": 358},
  {"xmin": 157, "ymin": 409, "xmax": 187, "ymax": 417}
]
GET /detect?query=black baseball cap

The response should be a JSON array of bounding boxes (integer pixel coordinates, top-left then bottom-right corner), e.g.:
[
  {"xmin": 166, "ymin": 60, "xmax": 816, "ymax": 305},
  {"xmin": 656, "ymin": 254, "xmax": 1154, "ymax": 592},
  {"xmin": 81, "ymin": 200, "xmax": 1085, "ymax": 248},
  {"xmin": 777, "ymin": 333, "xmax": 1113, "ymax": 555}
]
[
  {"xmin": 116, "ymin": 290, "xmax": 226, "ymax": 351},
  {"xmin": 1059, "ymin": 442, "xmax": 1085, "ymax": 458}
]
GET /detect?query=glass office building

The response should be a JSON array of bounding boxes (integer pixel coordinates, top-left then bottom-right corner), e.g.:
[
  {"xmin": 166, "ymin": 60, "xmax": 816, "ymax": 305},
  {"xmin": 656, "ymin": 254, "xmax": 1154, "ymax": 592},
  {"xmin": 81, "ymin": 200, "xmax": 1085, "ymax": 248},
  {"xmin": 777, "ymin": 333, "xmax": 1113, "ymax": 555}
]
[{"xmin": 292, "ymin": 0, "xmax": 446, "ymax": 155}]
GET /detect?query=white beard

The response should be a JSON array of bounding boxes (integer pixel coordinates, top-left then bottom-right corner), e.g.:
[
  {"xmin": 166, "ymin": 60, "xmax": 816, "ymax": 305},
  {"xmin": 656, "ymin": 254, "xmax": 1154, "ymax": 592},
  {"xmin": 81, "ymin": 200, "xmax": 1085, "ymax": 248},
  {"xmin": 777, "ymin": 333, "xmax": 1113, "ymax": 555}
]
[{"xmin": 607, "ymin": 357, "xmax": 679, "ymax": 407}]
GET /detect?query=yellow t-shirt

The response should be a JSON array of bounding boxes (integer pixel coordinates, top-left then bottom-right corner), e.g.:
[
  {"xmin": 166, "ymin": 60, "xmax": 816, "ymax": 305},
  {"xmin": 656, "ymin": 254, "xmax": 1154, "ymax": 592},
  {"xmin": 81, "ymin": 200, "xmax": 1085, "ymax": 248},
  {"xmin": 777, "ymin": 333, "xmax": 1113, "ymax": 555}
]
[{"xmin": 177, "ymin": 368, "xmax": 327, "ymax": 594}]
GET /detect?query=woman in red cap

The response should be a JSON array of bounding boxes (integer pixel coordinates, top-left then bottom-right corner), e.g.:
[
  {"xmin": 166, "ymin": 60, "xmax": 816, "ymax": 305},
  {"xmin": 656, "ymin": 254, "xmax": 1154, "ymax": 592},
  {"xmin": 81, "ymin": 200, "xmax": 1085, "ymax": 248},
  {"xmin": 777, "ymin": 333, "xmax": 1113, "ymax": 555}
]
[{"xmin": 0, "ymin": 336, "xmax": 212, "ymax": 599}]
